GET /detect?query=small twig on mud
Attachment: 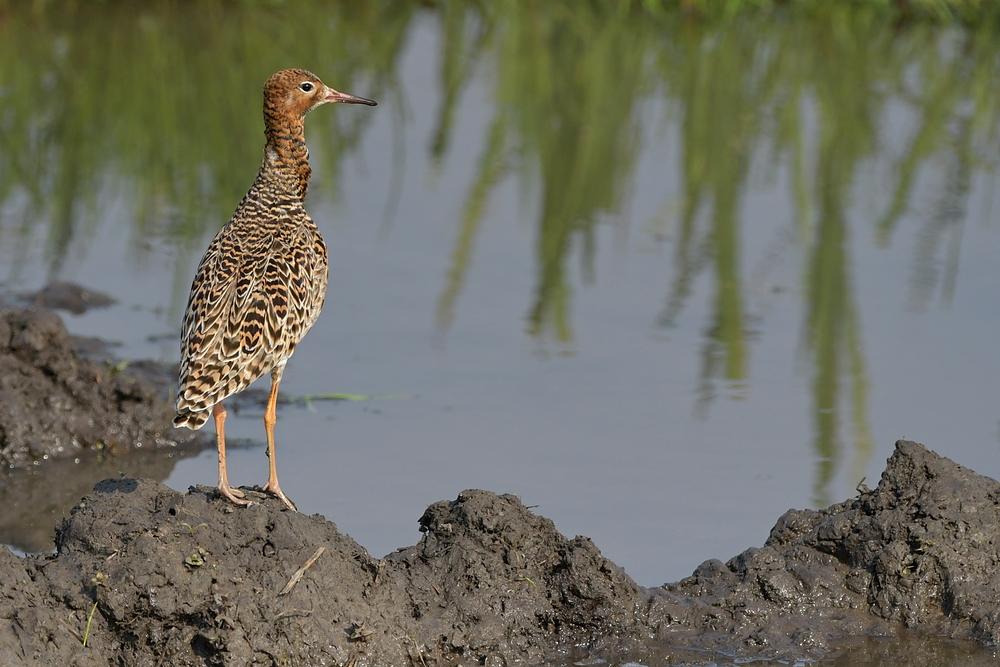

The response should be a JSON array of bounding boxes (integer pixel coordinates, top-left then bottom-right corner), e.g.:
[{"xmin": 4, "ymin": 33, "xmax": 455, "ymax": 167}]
[
  {"xmin": 430, "ymin": 582, "xmax": 442, "ymax": 597},
  {"xmin": 272, "ymin": 609, "xmax": 313, "ymax": 622},
  {"xmin": 152, "ymin": 627, "xmax": 179, "ymax": 667},
  {"xmin": 82, "ymin": 601, "xmax": 98, "ymax": 647},
  {"xmin": 59, "ymin": 613, "xmax": 83, "ymax": 643},
  {"xmin": 403, "ymin": 635, "xmax": 429, "ymax": 667},
  {"xmin": 497, "ymin": 536, "xmax": 523, "ymax": 566},
  {"xmin": 279, "ymin": 546, "xmax": 326, "ymax": 596}
]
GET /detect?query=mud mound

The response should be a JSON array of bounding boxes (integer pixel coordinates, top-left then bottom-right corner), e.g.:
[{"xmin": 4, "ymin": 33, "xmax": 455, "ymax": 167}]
[
  {"xmin": 649, "ymin": 440, "xmax": 1000, "ymax": 659},
  {"xmin": 0, "ymin": 306, "xmax": 196, "ymax": 467},
  {"xmin": 391, "ymin": 490, "xmax": 647, "ymax": 662},
  {"xmin": 3, "ymin": 441, "xmax": 1000, "ymax": 666},
  {"xmin": 19, "ymin": 481, "xmax": 647, "ymax": 666}
]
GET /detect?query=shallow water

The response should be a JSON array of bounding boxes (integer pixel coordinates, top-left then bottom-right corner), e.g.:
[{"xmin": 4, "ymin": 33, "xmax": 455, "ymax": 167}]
[
  {"xmin": 2, "ymin": 2, "xmax": 1000, "ymax": 600},
  {"xmin": 597, "ymin": 633, "xmax": 1000, "ymax": 667}
]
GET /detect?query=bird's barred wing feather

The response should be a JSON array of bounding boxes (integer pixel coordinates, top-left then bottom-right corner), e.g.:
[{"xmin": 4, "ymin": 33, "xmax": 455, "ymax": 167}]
[{"xmin": 174, "ymin": 213, "xmax": 328, "ymax": 429}]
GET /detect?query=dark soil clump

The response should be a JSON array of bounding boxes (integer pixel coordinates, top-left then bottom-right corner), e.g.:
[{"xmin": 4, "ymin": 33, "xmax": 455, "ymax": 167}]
[
  {"xmin": 648, "ymin": 440, "xmax": 1000, "ymax": 659},
  {"xmin": 0, "ymin": 306, "xmax": 198, "ymax": 468},
  {"xmin": 2, "ymin": 441, "xmax": 1000, "ymax": 666}
]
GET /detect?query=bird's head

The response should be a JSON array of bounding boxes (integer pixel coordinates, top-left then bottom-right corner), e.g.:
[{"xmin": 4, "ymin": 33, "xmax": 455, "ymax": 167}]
[{"xmin": 264, "ymin": 68, "xmax": 376, "ymax": 121}]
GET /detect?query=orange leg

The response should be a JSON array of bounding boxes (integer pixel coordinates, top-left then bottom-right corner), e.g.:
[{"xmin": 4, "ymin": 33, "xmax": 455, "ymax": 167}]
[
  {"xmin": 261, "ymin": 369, "xmax": 297, "ymax": 511},
  {"xmin": 214, "ymin": 402, "xmax": 249, "ymax": 506}
]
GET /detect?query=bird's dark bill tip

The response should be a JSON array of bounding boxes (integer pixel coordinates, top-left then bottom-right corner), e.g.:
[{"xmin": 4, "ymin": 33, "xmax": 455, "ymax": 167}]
[{"xmin": 330, "ymin": 90, "xmax": 377, "ymax": 106}]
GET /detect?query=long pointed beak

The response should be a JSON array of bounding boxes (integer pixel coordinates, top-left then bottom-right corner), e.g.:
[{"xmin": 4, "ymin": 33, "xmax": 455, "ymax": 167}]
[{"xmin": 323, "ymin": 86, "xmax": 377, "ymax": 106}]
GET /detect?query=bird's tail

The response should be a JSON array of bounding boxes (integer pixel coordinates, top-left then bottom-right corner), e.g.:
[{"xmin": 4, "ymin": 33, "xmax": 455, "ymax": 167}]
[{"xmin": 174, "ymin": 408, "xmax": 211, "ymax": 430}]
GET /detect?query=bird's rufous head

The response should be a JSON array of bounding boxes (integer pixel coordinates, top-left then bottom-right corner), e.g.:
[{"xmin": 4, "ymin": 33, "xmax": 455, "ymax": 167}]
[{"xmin": 263, "ymin": 68, "xmax": 376, "ymax": 120}]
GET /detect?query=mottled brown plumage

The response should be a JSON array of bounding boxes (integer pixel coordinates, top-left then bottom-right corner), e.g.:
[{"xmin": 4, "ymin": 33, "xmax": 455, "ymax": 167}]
[{"xmin": 174, "ymin": 69, "xmax": 375, "ymax": 509}]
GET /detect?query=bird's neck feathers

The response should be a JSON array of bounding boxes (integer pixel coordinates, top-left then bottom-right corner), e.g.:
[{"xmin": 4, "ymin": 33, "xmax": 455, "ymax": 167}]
[{"xmin": 262, "ymin": 109, "xmax": 312, "ymax": 199}]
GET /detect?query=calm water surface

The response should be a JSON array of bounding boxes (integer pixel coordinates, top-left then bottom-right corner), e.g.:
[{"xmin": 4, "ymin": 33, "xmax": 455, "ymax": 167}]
[{"xmin": 2, "ymin": 3, "xmax": 1000, "ymax": 595}]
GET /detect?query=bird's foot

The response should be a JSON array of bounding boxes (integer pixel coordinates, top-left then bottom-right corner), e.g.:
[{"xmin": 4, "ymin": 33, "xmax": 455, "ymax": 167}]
[
  {"xmin": 262, "ymin": 480, "xmax": 297, "ymax": 511},
  {"xmin": 218, "ymin": 483, "xmax": 251, "ymax": 506}
]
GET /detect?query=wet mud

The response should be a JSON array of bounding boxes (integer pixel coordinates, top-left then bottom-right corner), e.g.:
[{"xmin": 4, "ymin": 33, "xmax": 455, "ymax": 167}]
[
  {"xmin": 0, "ymin": 305, "xmax": 201, "ymax": 468},
  {"xmin": 1, "ymin": 441, "xmax": 1000, "ymax": 665},
  {"xmin": 0, "ymin": 300, "xmax": 345, "ymax": 556},
  {"xmin": 648, "ymin": 440, "xmax": 1000, "ymax": 659},
  {"xmin": 0, "ymin": 448, "xmax": 202, "ymax": 554},
  {"xmin": 0, "ymin": 303, "xmax": 209, "ymax": 553}
]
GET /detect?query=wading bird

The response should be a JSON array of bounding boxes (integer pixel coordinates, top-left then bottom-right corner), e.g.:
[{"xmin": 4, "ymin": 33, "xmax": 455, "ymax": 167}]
[{"xmin": 174, "ymin": 69, "xmax": 375, "ymax": 510}]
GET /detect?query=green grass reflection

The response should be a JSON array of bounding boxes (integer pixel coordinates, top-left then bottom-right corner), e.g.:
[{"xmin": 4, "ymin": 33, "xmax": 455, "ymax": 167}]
[
  {"xmin": 0, "ymin": 1, "xmax": 404, "ymax": 301},
  {"xmin": 427, "ymin": 4, "xmax": 1000, "ymax": 501},
  {"xmin": 434, "ymin": 2, "xmax": 647, "ymax": 345},
  {"xmin": 654, "ymin": 11, "xmax": 997, "ymax": 502}
]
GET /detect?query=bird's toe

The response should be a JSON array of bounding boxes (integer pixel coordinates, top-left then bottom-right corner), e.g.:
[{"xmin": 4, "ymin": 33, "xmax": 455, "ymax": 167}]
[
  {"xmin": 262, "ymin": 481, "xmax": 298, "ymax": 511},
  {"xmin": 218, "ymin": 484, "xmax": 252, "ymax": 506}
]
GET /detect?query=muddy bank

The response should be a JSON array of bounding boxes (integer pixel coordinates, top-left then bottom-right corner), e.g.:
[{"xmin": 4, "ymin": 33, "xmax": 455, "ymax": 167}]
[
  {"xmin": 0, "ymin": 447, "xmax": 206, "ymax": 554},
  {"xmin": 0, "ymin": 305, "xmax": 201, "ymax": 468},
  {"xmin": 1, "ymin": 440, "xmax": 1000, "ymax": 665},
  {"xmin": 5, "ymin": 482, "xmax": 646, "ymax": 666},
  {"xmin": 648, "ymin": 439, "xmax": 1000, "ymax": 658},
  {"xmin": 0, "ymin": 303, "xmax": 208, "ymax": 553}
]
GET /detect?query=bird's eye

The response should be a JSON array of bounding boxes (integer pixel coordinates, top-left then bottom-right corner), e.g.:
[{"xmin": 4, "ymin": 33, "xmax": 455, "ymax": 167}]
[{"xmin": 300, "ymin": 82, "xmax": 315, "ymax": 93}]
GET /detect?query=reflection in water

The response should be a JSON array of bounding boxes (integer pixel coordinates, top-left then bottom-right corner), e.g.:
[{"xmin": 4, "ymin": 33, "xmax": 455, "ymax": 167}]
[
  {"xmin": 629, "ymin": 632, "xmax": 997, "ymax": 667},
  {"xmin": 904, "ymin": 117, "xmax": 971, "ymax": 313},
  {"xmin": 822, "ymin": 634, "xmax": 998, "ymax": 667},
  {"xmin": 435, "ymin": 3, "xmax": 646, "ymax": 346},
  {"xmin": 795, "ymin": 15, "xmax": 883, "ymax": 505},
  {"xmin": 0, "ymin": 445, "xmax": 206, "ymax": 553},
  {"xmin": 646, "ymin": 14, "xmax": 998, "ymax": 502},
  {"xmin": 2, "ymin": 4, "xmax": 1000, "ymax": 521},
  {"xmin": 657, "ymin": 22, "xmax": 760, "ymax": 415},
  {"xmin": 0, "ymin": 1, "xmax": 400, "ymax": 302}
]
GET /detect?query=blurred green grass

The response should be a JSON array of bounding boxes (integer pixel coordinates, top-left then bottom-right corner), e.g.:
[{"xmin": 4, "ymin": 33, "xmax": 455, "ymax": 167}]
[{"xmin": 640, "ymin": 0, "xmax": 1000, "ymax": 22}]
